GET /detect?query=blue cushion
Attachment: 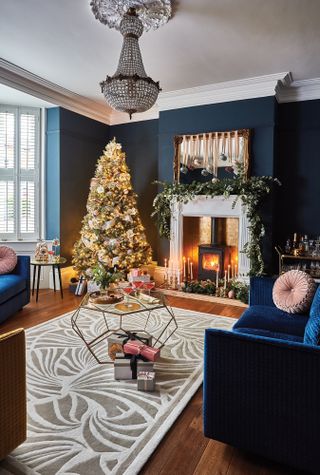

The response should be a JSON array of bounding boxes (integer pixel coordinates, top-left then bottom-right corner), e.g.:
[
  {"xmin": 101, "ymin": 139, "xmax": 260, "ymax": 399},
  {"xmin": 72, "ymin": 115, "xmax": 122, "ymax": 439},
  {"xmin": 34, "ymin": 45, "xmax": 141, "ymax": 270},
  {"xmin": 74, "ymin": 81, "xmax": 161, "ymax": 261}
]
[
  {"xmin": 233, "ymin": 326, "xmax": 304, "ymax": 342},
  {"xmin": 0, "ymin": 274, "xmax": 27, "ymax": 305},
  {"xmin": 304, "ymin": 286, "xmax": 320, "ymax": 345},
  {"xmin": 233, "ymin": 305, "xmax": 309, "ymax": 342}
]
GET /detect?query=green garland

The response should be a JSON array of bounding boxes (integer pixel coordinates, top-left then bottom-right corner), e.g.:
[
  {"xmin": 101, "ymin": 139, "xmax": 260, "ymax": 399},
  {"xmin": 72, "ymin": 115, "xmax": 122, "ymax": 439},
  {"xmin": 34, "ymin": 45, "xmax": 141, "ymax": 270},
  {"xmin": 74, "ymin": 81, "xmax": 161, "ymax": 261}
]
[{"xmin": 152, "ymin": 167, "xmax": 280, "ymax": 276}]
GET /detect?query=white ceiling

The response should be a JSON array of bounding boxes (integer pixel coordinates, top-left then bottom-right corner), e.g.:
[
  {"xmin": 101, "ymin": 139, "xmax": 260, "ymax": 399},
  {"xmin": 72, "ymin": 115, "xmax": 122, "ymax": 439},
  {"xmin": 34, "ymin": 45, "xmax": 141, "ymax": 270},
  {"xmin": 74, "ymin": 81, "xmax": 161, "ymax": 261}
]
[{"xmin": 0, "ymin": 0, "xmax": 320, "ymax": 116}]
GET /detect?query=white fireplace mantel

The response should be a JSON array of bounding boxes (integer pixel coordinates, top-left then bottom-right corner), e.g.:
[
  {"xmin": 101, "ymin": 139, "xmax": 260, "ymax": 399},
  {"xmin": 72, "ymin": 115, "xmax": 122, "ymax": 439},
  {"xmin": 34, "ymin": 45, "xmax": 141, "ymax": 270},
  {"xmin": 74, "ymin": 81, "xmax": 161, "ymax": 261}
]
[{"xmin": 169, "ymin": 195, "xmax": 250, "ymax": 279}]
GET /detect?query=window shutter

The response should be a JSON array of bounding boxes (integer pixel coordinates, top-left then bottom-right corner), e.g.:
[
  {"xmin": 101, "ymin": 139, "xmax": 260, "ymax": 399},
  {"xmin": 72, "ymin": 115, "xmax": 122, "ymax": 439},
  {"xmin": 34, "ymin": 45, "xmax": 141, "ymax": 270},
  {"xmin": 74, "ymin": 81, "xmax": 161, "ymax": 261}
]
[{"xmin": 0, "ymin": 106, "xmax": 40, "ymax": 241}]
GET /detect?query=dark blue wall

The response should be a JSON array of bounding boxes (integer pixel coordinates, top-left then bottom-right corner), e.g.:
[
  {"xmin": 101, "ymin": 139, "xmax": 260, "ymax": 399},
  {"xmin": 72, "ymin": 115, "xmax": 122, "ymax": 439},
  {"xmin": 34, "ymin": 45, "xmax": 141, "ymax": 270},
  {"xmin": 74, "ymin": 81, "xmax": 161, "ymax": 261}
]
[
  {"xmin": 48, "ymin": 97, "xmax": 320, "ymax": 274},
  {"xmin": 46, "ymin": 108, "xmax": 60, "ymax": 240},
  {"xmin": 46, "ymin": 107, "xmax": 109, "ymax": 263},
  {"xmin": 275, "ymin": 99, "xmax": 320, "ymax": 246},
  {"xmin": 108, "ymin": 120, "xmax": 159, "ymax": 260}
]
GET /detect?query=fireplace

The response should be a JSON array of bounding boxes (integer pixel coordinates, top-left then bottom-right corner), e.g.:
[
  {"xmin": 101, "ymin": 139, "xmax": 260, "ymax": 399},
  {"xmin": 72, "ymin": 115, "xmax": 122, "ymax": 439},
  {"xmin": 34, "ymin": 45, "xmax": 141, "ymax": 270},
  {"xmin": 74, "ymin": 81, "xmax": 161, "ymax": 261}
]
[{"xmin": 169, "ymin": 195, "xmax": 250, "ymax": 282}]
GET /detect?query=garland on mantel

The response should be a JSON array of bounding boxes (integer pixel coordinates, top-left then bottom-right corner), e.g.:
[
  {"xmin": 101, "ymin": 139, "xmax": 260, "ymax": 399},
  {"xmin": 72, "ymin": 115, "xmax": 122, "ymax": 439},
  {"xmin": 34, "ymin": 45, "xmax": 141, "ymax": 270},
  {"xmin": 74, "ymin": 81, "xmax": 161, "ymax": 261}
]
[{"xmin": 152, "ymin": 166, "xmax": 280, "ymax": 276}]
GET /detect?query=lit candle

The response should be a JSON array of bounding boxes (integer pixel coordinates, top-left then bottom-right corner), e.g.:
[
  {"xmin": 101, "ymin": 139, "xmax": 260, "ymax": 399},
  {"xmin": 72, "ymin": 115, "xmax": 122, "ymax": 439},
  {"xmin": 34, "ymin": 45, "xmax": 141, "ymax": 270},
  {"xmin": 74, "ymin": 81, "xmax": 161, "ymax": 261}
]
[
  {"xmin": 190, "ymin": 261, "xmax": 193, "ymax": 280},
  {"xmin": 228, "ymin": 264, "xmax": 231, "ymax": 282},
  {"xmin": 164, "ymin": 258, "xmax": 167, "ymax": 268},
  {"xmin": 216, "ymin": 265, "xmax": 219, "ymax": 289},
  {"xmin": 187, "ymin": 257, "xmax": 190, "ymax": 278},
  {"xmin": 235, "ymin": 264, "xmax": 238, "ymax": 278},
  {"xmin": 183, "ymin": 256, "xmax": 186, "ymax": 280},
  {"xmin": 224, "ymin": 270, "xmax": 227, "ymax": 290},
  {"xmin": 231, "ymin": 261, "xmax": 234, "ymax": 279}
]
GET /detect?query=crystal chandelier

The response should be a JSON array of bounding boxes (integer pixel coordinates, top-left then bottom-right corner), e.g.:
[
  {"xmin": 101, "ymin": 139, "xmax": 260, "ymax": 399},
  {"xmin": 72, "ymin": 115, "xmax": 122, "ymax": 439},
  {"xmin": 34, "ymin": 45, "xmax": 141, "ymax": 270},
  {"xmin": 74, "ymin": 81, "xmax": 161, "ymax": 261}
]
[{"xmin": 91, "ymin": 1, "xmax": 171, "ymax": 119}]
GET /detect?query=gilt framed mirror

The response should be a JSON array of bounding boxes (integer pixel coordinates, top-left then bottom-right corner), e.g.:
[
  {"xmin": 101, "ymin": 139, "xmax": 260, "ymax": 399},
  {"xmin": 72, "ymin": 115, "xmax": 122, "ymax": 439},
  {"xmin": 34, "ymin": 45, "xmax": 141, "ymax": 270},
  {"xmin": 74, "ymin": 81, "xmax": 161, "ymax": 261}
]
[{"xmin": 173, "ymin": 128, "xmax": 251, "ymax": 183}]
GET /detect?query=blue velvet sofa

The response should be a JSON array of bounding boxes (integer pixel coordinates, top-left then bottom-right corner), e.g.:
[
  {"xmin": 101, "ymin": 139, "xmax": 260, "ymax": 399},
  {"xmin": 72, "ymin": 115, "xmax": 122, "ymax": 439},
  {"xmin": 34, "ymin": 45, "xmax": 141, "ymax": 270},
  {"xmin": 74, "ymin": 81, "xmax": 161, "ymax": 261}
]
[
  {"xmin": 0, "ymin": 256, "xmax": 30, "ymax": 324},
  {"xmin": 204, "ymin": 276, "xmax": 320, "ymax": 474}
]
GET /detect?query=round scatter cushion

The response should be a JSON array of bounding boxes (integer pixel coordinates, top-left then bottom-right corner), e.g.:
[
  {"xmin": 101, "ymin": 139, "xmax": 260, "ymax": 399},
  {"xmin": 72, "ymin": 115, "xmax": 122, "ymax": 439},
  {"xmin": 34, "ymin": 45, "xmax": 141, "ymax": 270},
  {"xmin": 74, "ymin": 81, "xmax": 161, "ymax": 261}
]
[
  {"xmin": 0, "ymin": 246, "xmax": 17, "ymax": 274},
  {"xmin": 273, "ymin": 270, "xmax": 316, "ymax": 314}
]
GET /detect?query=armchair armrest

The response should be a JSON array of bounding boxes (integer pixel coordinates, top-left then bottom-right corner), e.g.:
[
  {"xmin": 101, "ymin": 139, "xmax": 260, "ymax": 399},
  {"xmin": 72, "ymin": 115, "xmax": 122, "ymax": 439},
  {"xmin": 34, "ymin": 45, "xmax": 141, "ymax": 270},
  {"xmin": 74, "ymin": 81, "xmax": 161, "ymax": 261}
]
[
  {"xmin": 0, "ymin": 329, "xmax": 26, "ymax": 459},
  {"xmin": 249, "ymin": 276, "xmax": 276, "ymax": 307},
  {"xmin": 13, "ymin": 256, "xmax": 30, "ymax": 300},
  {"xmin": 203, "ymin": 328, "xmax": 320, "ymax": 473}
]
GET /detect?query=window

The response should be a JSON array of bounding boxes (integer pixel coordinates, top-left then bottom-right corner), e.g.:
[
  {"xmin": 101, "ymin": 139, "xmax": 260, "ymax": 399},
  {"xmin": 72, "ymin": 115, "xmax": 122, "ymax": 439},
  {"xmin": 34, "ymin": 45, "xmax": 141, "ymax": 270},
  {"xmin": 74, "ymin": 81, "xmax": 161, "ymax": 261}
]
[{"xmin": 0, "ymin": 106, "xmax": 41, "ymax": 240}]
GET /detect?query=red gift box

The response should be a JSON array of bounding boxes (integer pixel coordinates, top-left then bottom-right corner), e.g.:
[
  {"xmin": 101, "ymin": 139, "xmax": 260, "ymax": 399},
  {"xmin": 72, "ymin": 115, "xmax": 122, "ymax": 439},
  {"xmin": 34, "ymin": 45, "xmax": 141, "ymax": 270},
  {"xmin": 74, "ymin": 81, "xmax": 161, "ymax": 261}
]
[{"xmin": 123, "ymin": 340, "xmax": 160, "ymax": 362}]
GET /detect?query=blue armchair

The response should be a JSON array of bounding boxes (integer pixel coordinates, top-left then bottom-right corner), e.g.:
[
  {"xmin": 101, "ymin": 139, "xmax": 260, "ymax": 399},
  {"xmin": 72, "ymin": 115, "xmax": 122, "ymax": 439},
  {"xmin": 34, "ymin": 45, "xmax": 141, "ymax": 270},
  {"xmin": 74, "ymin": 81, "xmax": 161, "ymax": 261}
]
[
  {"xmin": 203, "ymin": 277, "xmax": 320, "ymax": 474},
  {"xmin": 0, "ymin": 256, "xmax": 30, "ymax": 324}
]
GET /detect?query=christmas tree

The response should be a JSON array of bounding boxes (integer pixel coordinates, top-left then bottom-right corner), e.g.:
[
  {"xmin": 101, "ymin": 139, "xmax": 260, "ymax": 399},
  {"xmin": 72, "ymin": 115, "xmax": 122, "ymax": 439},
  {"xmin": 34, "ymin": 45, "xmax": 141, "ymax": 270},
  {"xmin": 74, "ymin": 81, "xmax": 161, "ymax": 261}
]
[{"xmin": 72, "ymin": 138, "xmax": 152, "ymax": 276}]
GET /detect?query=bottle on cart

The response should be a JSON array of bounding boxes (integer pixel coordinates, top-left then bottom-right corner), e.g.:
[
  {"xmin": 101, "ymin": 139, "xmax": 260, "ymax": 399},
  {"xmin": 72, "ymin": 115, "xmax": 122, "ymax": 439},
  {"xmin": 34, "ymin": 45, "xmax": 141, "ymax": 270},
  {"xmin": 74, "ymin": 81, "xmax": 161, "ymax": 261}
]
[
  {"xmin": 299, "ymin": 236, "xmax": 305, "ymax": 253},
  {"xmin": 292, "ymin": 233, "xmax": 298, "ymax": 251},
  {"xmin": 303, "ymin": 235, "xmax": 309, "ymax": 254},
  {"xmin": 285, "ymin": 239, "xmax": 292, "ymax": 254}
]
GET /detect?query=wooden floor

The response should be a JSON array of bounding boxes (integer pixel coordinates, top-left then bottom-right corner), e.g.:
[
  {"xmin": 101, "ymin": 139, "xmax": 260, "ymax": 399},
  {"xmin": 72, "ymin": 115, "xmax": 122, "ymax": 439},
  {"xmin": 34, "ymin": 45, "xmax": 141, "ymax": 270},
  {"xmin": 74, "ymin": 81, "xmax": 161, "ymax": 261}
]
[{"xmin": 0, "ymin": 290, "xmax": 302, "ymax": 475}]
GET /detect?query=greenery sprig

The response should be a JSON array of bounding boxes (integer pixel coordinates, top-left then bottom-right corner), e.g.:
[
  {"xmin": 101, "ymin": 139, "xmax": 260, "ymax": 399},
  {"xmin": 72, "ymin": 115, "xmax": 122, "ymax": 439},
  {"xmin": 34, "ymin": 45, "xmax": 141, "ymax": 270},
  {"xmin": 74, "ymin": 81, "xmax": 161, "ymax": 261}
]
[{"xmin": 151, "ymin": 165, "xmax": 280, "ymax": 276}]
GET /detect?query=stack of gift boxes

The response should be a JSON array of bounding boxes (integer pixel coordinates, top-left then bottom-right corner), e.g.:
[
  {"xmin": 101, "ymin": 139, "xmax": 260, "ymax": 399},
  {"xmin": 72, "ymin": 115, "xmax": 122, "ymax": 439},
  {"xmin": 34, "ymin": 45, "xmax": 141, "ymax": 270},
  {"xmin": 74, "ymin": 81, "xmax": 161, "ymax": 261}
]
[{"xmin": 108, "ymin": 332, "xmax": 160, "ymax": 391}]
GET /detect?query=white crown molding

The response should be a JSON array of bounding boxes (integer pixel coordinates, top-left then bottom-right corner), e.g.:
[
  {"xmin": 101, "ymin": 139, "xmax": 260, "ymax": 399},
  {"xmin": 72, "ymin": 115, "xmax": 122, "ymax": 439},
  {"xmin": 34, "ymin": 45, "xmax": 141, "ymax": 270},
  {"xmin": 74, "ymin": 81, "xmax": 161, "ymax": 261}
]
[
  {"xmin": 276, "ymin": 76, "xmax": 320, "ymax": 103},
  {"xmin": 0, "ymin": 58, "xmax": 112, "ymax": 125},
  {"xmin": 157, "ymin": 72, "xmax": 292, "ymax": 112},
  {"xmin": 109, "ymin": 72, "xmax": 291, "ymax": 125},
  {"xmin": 3, "ymin": 59, "xmax": 320, "ymax": 126}
]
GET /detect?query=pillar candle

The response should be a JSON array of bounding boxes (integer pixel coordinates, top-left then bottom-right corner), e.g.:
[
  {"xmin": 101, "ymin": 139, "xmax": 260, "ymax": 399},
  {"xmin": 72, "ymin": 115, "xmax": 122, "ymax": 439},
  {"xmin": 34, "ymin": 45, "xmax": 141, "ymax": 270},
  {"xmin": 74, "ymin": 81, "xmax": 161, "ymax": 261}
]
[
  {"xmin": 187, "ymin": 257, "xmax": 190, "ymax": 279},
  {"xmin": 224, "ymin": 270, "xmax": 227, "ymax": 290},
  {"xmin": 227, "ymin": 264, "xmax": 231, "ymax": 282},
  {"xmin": 164, "ymin": 258, "xmax": 167, "ymax": 268},
  {"xmin": 216, "ymin": 265, "xmax": 219, "ymax": 289},
  {"xmin": 183, "ymin": 256, "xmax": 186, "ymax": 280},
  {"xmin": 235, "ymin": 265, "xmax": 238, "ymax": 278},
  {"xmin": 190, "ymin": 261, "xmax": 193, "ymax": 280}
]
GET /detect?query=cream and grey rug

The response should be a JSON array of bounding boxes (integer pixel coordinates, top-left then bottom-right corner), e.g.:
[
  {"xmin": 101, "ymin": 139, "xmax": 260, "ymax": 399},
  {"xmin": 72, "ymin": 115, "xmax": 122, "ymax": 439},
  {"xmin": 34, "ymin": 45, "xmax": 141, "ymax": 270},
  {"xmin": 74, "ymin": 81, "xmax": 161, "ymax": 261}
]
[{"xmin": 0, "ymin": 307, "xmax": 235, "ymax": 475}]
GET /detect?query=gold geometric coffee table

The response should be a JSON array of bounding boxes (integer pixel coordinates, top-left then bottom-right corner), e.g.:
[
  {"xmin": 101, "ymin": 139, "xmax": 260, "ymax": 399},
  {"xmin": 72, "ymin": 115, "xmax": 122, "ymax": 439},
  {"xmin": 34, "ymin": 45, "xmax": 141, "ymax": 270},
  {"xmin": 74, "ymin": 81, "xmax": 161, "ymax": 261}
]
[{"xmin": 71, "ymin": 290, "xmax": 178, "ymax": 364}]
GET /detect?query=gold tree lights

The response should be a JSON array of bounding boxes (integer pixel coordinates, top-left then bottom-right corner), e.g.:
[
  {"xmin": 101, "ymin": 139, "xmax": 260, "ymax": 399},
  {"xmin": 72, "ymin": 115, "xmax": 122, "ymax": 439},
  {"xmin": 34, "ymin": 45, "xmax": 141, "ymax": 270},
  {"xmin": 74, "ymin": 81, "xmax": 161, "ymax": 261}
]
[{"xmin": 72, "ymin": 139, "xmax": 152, "ymax": 276}]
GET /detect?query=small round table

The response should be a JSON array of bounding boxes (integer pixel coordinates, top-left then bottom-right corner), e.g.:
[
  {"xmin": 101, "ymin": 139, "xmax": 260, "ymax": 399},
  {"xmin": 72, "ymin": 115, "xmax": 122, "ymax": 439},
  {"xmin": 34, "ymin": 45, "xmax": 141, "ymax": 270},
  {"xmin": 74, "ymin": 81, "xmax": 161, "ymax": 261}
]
[{"xmin": 31, "ymin": 257, "xmax": 67, "ymax": 302}]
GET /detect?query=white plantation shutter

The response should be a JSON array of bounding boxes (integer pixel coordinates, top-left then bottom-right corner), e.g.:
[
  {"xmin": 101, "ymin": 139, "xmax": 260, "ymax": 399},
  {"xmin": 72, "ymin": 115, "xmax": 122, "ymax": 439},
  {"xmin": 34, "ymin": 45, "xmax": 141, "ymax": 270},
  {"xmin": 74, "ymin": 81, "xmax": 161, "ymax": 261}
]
[{"xmin": 0, "ymin": 106, "xmax": 40, "ymax": 240}]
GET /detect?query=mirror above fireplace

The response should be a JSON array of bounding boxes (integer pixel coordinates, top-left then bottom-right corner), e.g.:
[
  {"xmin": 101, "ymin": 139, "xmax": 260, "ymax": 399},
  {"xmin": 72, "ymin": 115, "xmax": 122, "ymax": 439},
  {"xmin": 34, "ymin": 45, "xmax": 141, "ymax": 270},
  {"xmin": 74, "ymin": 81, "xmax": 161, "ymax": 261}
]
[{"xmin": 173, "ymin": 128, "xmax": 250, "ymax": 184}]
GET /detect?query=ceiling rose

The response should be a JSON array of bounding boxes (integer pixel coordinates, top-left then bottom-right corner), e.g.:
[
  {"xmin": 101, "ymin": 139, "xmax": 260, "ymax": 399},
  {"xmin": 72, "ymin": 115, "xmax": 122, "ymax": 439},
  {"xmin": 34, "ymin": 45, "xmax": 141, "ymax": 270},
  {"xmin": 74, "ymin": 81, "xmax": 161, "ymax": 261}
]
[{"xmin": 90, "ymin": 0, "xmax": 172, "ymax": 32}]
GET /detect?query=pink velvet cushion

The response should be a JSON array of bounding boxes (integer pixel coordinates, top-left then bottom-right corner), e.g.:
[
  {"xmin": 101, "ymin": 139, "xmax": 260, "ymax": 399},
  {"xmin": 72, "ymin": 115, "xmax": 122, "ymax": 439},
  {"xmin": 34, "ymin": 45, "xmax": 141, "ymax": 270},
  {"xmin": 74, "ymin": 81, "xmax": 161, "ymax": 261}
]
[
  {"xmin": 273, "ymin": 270, "xmax": 316, "ymax": 314},
  {"xmin": 0, "ymin": 246, "xmax": 17, "ymax": 275}
]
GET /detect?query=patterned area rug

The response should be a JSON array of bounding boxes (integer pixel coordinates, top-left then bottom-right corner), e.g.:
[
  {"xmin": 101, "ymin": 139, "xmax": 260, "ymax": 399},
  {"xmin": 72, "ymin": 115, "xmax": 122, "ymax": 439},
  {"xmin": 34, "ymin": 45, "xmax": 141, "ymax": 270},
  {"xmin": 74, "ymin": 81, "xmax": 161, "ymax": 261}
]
[{"xmin": 0, "ymin": 307, "xmax": 235, "ymax": 475}]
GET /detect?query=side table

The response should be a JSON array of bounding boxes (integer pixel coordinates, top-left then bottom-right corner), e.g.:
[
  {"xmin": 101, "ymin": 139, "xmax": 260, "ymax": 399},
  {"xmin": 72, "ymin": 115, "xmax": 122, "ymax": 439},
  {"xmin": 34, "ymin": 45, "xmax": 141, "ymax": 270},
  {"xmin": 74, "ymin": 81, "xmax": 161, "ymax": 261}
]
[{"xmin": 31, "ymin": 257, "xmax": 67, "ymax": 302}]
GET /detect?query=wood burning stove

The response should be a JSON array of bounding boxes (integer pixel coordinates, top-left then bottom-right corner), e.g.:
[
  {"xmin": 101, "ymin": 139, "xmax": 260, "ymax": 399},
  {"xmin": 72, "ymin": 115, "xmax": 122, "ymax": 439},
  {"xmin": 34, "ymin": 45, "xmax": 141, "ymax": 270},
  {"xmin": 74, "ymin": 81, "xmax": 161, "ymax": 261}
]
[{"xmin": 198, "ymin": 218, "xmax": 232, "ymax": 280}]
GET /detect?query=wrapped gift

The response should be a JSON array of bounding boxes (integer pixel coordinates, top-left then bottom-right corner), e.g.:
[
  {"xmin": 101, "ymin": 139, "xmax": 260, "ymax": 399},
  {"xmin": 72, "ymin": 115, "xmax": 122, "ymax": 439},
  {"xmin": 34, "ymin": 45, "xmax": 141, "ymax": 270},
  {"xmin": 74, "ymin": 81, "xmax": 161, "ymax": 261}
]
[
  {"xmin": 108, "ymin": 332, "xmax": 152, "ymax": 361},
  {"xmin": 123, "ymin": 340, "xmax": 160, "ymax": 362},
  {"xmin": 114, "ymin": 353, "xmax": 154, "ymax": 380},
  {"xmin": 137, "ymin": 371, "xmax": 156, "ymax": 392}
]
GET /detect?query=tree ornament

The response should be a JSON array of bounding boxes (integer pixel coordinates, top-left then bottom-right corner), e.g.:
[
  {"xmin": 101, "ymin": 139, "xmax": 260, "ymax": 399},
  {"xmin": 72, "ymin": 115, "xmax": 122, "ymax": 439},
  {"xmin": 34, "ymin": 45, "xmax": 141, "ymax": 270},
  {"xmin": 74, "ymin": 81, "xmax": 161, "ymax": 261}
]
[
  {"xmin": 201, "ymin": 168, "xmax": 210, "ymax": 177},
  {"xmin": 228, "ymin": 289, "xmax": 235, "ymax": 299},
  {"xmin": 220, "ymin": 152, "xmax": 228, "ymax": 161},
  {"xmin": 180, "ymin": 165, "xmax": 188, "ymax": 174}
]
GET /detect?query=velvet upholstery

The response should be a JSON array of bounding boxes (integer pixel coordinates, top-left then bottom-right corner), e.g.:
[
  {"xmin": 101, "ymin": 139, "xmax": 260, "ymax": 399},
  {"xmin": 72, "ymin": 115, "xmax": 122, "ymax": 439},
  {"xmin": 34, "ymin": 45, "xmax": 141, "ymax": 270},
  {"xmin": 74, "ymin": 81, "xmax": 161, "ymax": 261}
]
[
  {"xmin": 233, "ymin": 305, "xmax": 308, "ymax": 341},
  {"xmin": 203, "ymin": 329, "xmax": 320, "ymax": 474},
  {"xmin": 0, "ymin": 275, "xmax": 27, "ymax": 305},
  {"xmin": 304, "ymin": 286, "xmax": 320, "ymax": 345},
  {"xmin": 203, "ymin": 276, "xmax": 320, "ymax": 474},
  {"xmin": 0, "ymin": 256, "xmax": 30, "ymax": 324}
]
